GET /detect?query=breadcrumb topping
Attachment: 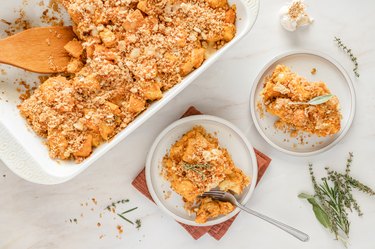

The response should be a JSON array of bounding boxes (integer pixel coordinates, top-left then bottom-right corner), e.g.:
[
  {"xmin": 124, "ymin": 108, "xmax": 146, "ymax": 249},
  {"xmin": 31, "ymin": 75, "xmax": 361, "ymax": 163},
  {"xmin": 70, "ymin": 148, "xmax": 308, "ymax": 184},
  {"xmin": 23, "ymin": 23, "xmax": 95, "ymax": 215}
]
[
  {"xmin": 19, "ymin": 0, "xmax": 236, "ymax": 162},
  {"xmin": 162, "ymin": 126, "xmax": 249, "ymax": 223}
]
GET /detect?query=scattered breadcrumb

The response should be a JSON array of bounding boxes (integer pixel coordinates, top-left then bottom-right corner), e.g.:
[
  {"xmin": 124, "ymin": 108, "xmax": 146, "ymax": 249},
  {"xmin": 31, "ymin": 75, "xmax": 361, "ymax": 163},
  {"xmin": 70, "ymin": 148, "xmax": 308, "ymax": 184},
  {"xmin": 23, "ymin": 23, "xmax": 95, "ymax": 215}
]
[
  {"xmin": 256, "ymin": 100, "xmax": 264, "ymax": 119},
  {"xmin": 116, "ymin": 225, "xmax": 123, "ymax": 234},
  {"xmin": 1, "ymin": 9, "xmax": 32, "ymax": 37},
  {"xmin": 163, "ymin": 190, "xmax": 172, "ymax": 200}
]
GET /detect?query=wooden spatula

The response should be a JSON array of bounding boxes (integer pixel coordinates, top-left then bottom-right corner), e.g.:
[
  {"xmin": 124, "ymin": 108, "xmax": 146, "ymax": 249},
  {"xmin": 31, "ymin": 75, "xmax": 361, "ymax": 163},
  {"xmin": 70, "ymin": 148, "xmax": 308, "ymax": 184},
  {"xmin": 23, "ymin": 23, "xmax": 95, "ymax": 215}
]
[{"xmin": 0, "ymin": 26, "xmax": 76, "ymax": 74}]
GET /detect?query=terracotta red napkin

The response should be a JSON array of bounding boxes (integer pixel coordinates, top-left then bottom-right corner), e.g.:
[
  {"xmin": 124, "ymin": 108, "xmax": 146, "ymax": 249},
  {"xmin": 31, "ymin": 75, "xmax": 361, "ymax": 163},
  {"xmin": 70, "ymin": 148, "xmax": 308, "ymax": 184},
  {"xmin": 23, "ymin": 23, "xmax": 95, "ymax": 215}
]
[{"xmin": 132, "ymin": 106, "xmax": 271, "ymax": 240}]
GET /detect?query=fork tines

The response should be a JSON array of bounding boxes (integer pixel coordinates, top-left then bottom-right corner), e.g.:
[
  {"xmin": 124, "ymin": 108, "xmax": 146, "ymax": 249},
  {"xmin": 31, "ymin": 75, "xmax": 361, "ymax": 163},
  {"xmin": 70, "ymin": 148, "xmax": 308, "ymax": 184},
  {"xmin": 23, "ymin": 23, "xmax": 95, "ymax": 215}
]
[{"xmin": 201, "ymin": 190, "xmax": 225, "ymax": 198}]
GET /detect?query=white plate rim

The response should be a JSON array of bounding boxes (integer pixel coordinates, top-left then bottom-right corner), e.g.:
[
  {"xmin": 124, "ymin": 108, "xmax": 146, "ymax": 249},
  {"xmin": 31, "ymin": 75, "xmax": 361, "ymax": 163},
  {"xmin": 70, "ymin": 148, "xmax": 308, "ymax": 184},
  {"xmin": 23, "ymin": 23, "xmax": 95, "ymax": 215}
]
[
  {"xmin": 145, "ymin": 114, "xmax": 258, "ymax": 227},
  {"xmin": 250, "ymin": 49, "xmax": 356, "ymax": 157}
]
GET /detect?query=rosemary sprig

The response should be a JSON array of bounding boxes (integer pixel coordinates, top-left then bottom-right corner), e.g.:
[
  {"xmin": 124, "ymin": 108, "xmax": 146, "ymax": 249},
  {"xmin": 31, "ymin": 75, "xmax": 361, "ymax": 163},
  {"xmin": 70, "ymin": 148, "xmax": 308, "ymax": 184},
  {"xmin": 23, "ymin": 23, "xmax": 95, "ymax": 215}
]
[
  {"xmin": 334, "ymin": 37, "xmax": 360, "ymax": 78},
  {"xmin": 299, "ymin": 153, "xmax": 374, "ymax": 246},
  {"xmin": 121, "ymin": 207, "xmax": 138, "ymax": 215},
  {"xmin": 117, "ymin": 207, "xmax": 138, "ymax": 225},
  {"xmin": 117, "ymin": 213, "xmax": 134, "ymax": 225},
  {"xmin": 183, "ymin": 163, "xmax": 210, "ymax": 179}
]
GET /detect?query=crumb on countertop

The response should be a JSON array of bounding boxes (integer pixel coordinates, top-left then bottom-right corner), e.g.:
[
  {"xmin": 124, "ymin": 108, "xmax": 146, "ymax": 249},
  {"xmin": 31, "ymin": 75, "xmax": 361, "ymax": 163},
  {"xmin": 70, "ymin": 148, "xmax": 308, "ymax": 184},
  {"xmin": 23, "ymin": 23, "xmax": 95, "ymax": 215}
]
[{"xmin": 116, "ymin": 225, "xmax": 123, "ymax": 234}]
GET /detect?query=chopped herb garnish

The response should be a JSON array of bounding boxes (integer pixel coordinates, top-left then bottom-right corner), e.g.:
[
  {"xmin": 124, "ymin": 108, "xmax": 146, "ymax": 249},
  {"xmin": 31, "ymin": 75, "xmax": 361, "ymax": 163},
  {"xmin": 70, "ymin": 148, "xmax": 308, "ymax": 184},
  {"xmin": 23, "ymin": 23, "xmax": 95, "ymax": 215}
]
[
  {"xmin": 105, "ymin": 199, "xmax": 129, "ymax": 211},
  {"xmin": 117, "ymin": 206, "xmax": 138, "ymax": 224},
  {"xmin": 117, "ymin": 213, "xmax": 134, "ymax": 225},
  {"xmin": 105, "ymin": 199, "xmax": 140, "ymax": 227},
  {"xmin": 299, "ymin": 153, "xmax": 374, "ymax": 246},
  {"xmin": 135, "ymin": 219, "xmax": 142, "ymax": 230},
  {"xmin": 183, "ymin": 163, "xmax": 210, "ymax": 179},
  {"xmin": 334, "ymin": 37, "xmax": 360, "ymax": 77},
  {"xmin": 121, "ymin": 207, "xmax": 138, "ymax": 215}
]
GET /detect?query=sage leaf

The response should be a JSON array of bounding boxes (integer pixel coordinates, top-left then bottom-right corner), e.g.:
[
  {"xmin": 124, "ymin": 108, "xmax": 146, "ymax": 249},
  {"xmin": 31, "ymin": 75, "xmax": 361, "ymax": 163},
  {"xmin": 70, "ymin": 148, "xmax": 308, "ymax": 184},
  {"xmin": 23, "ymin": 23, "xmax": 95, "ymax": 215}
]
[
  {"xmin": 298, "ymin": 193, "xmax": 315, "ymax": 199},
  {"xmin": 312, "ymin": 204, "xmax": 331, "ymax": 229},
  {"xmin": 289, "ymin": 94, "xmax": 334, "ymax": 106},
  {"xmin": 307, "ymin": 197, "xmax": 319, "ymax": 206},
  {"xmin": 307, "ymin": 94, "xmax": 334, "ymax": 105},
  {"xmin": 299, "ymin": 193, "xmax": 332, "ymax": 229}
]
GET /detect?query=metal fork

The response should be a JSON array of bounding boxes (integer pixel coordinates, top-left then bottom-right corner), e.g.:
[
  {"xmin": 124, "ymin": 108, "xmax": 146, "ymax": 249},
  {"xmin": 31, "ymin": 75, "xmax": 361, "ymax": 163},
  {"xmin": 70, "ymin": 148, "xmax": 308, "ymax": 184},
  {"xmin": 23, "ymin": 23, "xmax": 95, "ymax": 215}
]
[{"xmin": 201, "ymin": 190, "xmax": 309, "ymax": 242}]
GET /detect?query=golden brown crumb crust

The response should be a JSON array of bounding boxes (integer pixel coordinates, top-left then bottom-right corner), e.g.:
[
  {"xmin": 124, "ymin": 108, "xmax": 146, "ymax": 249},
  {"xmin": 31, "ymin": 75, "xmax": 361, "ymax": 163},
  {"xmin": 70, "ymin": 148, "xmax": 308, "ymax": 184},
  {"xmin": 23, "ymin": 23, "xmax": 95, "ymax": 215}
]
[
  {"xmin": 162, "ymin": 126, "xmax": 249, "ymax": 223},
  {"xmin": 19, "ymin": 0, "xmax": 237, "ymax": 162}
]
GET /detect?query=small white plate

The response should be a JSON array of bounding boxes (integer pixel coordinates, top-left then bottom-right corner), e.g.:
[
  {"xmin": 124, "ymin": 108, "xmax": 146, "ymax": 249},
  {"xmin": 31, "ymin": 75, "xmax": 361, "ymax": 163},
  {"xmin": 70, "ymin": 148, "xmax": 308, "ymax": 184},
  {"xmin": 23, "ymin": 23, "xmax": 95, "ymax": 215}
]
[
  {"xmin": 145, "ymin": 115, "xmax": 258, "ymax": 226},
  {"xmin": 250, "ymin": 50, "xmax": 356, "ymax": 156}
]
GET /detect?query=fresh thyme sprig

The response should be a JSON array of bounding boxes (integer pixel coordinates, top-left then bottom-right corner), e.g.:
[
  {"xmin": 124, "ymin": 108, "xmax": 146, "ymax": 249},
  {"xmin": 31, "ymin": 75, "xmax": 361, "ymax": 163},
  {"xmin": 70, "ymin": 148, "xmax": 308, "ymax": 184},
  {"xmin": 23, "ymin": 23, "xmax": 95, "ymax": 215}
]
[
  {"xmin": 334, "ymin": 37, "xmax": 360, "ymax": 78},
  {"xmin": 183, "ymin": 163, "xmax": 210, "ymax": 179},
  {"xmin": 299, "ymin": 153, "xmax": 374, "ymax": 246},
  {"xmin": 105, "ymin": 199, "xmax": 129, "ymax": 211}
]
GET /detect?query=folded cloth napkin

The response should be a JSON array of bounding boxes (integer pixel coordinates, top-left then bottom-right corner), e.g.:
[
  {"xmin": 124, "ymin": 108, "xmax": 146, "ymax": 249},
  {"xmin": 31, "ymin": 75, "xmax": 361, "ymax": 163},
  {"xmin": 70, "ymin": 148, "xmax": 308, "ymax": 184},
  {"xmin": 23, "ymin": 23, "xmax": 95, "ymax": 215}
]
[{"xmin": 132, "ymin": 106, "xmax": 272, "ymax": 240}]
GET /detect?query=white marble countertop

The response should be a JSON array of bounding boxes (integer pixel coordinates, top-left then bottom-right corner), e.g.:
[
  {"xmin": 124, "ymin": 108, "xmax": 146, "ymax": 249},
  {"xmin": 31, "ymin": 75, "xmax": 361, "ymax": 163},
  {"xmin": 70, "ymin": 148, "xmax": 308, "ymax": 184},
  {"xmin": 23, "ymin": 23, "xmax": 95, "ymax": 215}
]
[{"xmin": 1, "ymin": 0, "xmax": 375, "ymax": 248}]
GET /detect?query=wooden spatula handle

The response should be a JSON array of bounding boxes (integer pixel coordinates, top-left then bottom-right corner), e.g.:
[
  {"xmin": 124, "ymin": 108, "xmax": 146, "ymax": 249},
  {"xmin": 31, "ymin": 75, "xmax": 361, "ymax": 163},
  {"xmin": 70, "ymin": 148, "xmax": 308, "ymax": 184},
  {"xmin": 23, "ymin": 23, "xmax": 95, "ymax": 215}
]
[{"xmin": 0, "ymin": 26, "xmax": 75, "ymax": 74}]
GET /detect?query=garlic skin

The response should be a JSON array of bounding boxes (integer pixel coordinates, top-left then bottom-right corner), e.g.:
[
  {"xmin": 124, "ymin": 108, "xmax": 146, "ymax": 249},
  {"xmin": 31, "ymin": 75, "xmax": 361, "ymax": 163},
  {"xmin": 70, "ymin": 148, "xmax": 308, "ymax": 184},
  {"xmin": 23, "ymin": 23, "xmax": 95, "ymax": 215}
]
[{"xmin": 279, "ymin": 1, "xmax": 313, "ymax": 32}]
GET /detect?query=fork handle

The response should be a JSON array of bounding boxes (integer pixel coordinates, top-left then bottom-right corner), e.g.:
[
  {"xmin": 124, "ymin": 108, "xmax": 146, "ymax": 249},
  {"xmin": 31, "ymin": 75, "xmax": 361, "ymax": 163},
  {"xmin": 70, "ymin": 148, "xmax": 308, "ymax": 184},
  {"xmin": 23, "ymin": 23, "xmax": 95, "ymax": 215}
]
[{"xmin": 236, "ymin": 204, "xmax": 309, "ymax": 242}]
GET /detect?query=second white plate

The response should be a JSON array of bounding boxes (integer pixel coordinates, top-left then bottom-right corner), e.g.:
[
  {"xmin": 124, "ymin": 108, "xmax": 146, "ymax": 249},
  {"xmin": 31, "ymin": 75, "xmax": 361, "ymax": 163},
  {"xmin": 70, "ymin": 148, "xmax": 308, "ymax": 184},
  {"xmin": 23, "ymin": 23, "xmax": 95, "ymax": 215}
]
[{"xmin": 250, "ymin": 50, "xmax": 356, "ymax": 156}]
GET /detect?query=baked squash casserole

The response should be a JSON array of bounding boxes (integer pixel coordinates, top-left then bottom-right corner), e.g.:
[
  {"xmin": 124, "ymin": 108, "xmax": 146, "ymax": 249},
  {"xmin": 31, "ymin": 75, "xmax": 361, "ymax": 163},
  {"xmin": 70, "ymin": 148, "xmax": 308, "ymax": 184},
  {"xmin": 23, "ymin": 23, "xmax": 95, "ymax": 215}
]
[
  {"xmin": 162, "ymin": 126, "xmax": 250, "ymax": 224},
  {"xmin": 261, "ymin": 64, "xmax": 341, "ymax": 137},
  {"xmin": 18, "ymin": 0, "xmax": 237, "ymax": 162}
]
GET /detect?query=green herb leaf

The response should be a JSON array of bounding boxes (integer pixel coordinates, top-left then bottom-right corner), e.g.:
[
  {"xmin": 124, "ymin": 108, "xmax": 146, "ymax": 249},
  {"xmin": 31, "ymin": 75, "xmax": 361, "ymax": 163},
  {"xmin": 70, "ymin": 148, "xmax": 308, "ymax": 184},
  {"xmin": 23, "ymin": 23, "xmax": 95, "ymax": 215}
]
[
  {"xmin": 334, "ymin": 37, "xmax": 360, "ymax": 78},
  {"xmin": 298, "ymin": 193, "xmax": 315, "ymax": 199},
  {"xmin": 104, "ymin": 199, "xmax": 129, "ymax": 211},
  {"xmin": 307, "ymin": 94, "xmax": 334, "ymax": 105},
  {"xmin": 299, "ymin": 193, "xmax": 332, "ymax": 229},
  {"xmin": 300, "ymin": 153, "xmax": 374, "ymax": 245},
  {"xmin": 117, "ymin": 213, "xmax": 134, "ymax": 225},
  {"xmin": 135, "ymin": 219, "xmax": 142, "ymax": 230},
  {"xmin": 311, "ymin": 202, "xmax": 332, "ymax": 229},
  {"xmin": 183, "ymin": 163, "xmax": 210, "ymax": 179},
  {"xmin": 183, "ymin": 163, "xmax": 210, "ymax": 170},
  {"xmin": 121, "ymin": 207, "xmax": 138, "ymax": 214},
  {"xmin": 289, "ymin": 94, "xmax": 334, "ymax": 106}
]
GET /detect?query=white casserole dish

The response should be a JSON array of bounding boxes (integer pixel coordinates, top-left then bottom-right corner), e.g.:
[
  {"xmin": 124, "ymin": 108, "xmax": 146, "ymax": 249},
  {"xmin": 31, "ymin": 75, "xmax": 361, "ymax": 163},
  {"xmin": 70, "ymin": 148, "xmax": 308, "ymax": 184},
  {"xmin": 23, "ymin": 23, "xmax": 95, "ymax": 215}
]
[{"xmin": 0, "ymin": 0, "xmax": 259, "ymax": 184}]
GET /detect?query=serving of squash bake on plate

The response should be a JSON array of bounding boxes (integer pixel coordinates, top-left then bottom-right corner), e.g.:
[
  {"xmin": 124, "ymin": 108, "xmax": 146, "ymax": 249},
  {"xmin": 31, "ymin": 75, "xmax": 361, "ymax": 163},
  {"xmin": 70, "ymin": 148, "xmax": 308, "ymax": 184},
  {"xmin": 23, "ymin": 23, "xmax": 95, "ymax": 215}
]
[
  {"xmin": 261, "ymin": 64, "xmax": 342, "ymax": 137},
  {"xmin": 162, "ymin": 126, "xmax": 250, "ymax": 224}
]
